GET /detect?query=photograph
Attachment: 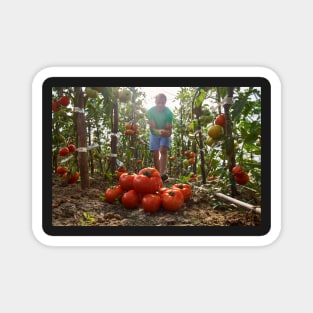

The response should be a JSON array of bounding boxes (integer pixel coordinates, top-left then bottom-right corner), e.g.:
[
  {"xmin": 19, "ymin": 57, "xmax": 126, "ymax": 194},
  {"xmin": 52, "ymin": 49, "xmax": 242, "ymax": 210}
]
[{"xmin": 43, "ymin": 76, "xmax": 270, "ymax": 237}]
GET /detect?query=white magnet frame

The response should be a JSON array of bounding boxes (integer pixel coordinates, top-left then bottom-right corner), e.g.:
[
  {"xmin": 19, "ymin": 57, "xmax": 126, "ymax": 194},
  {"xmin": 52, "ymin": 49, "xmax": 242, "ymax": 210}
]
[{"xmin": 32, "ymin": 67, "xmax": 281, "ymax": 247}]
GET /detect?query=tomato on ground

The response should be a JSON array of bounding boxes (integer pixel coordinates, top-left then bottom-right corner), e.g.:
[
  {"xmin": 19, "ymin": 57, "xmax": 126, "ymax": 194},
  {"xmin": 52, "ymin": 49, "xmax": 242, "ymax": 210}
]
[
  {"xmin": 161, "ymin": 189, "xmax": 184, "ymax": 212},
  {"xmin": 133, "ymin": 167, "xmax": 162, "ymax": 194},
  {"xmin": 141, "ymin": 194, "xmax": 161, "ymax": 213},
  {"xmin": 121, "ymin": 190, "xmax": 140, "ymax": 209},
  {"xmin": 105, "ymin": 185, "xmax": 123, "ymax": 203},
  {"xmin": 172, "ymin": 183, "xmax": 192, "ymax": 201},
  {"xmin": 119, "ymin": 173, "xmax": 137, "ymax": 191}
]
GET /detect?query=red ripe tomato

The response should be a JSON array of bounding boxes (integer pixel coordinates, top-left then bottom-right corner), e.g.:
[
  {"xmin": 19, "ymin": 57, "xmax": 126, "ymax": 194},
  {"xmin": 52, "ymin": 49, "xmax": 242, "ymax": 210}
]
[
  {"xmin": 121, "ymin": 190, "xmax": 140, "ymax": 209},
  {"xmin": 189, "ymin": 151, "xmax": 195, "ymax": 158},
  {"xmin": 161, "ymin": 189, "xmax": 184, "ymax": 212},
  {"xmin": 138, "ymin": 167, "xmax": 160, "ymax": 177},
  {"xmin": 68, "ymin": 171, "xmax": 80, "ymax": 184},
  {"xmin": 124, "ymin": 129, "xmax": 135, "ymax": 136},
  {"xmin": 118, "ymin": 166, "xmax": 127, "ymax": 173},
  {"xmin": 188, "ymin": 158, "xmax": 195, "ymax": 164},
  {"xmin": 105, "ymin": 185, "xmax": 123, "ymax": 203},
  {"xmin": 119, "ymin": 173, "xmax": 136, "ymax": 191},
  {"xmin": 134, "ymin": 167, "xmax": 162, "ymax": 194},
  {"xmin": 172, "ymin": 183, "xmax": 192, "ymax": 201},
  {"xmin": 184, "ymin": 151, "xmax": 191, "ymax": 158},
  {"xmin": 234, "ymin": 172, "xmax": 250, "ymax": 185},
  {"xmin": 62, "ymin": 172, "xmax": 68, "ymax": 181},
  {"xmin": 169, "ymin": 156, "xmax": 175, "ymax": 162},
  {"xmin": 68, "ymin": 144, "xmax": 76, "ymax": 152},
  {"xmin": 59, "ymin": 147, "xmax": 70, "ymax": 156},
  {"xmin": 232, "ymin": 165, "xmax": 243, "ymax": 176},
  {"xmin": 57, "ymin": 96, "xmax": 70, "ymax": 106},
  {"xmin": 131, "ymin": 123, "xmax": 139, "ymax": 131},
  {"xmin": 125, "ymin": 122, "xmax": 132, "ymax": 129},
  {"xmin": 141, "ymin": 194, "xmax": 161, "ymax": 213},
  {"xmin": 214, "ymin": 114, "xmax": 225, "ymax": 127},
  {"xmin": 159, "ymin": 187, "xmax": 170, "ymax": 194},
  {"xmin": 52, "ymin": 100, "xmax": 61, "ymax": 112},
  {"xmin": 56, "ymin": 165, "xmax": 67, "ymax": 175}
]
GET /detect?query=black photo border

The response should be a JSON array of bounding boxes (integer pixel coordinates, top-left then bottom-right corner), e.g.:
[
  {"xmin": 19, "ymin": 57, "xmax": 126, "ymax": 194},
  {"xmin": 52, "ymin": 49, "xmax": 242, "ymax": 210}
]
[{"xmin": 43, "ymin": 76, "xmax": 270, "ymax": 237}]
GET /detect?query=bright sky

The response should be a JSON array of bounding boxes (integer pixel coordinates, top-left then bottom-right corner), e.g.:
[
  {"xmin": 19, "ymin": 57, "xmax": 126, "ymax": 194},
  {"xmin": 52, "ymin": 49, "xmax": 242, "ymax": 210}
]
[{"xmin": 140, "ymin": 87, "xmax": 181, "ymax": 110}]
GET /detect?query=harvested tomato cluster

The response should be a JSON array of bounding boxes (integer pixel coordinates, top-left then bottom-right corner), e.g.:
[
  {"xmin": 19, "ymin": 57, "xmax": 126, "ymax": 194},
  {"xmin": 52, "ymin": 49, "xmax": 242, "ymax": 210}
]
[
  {"xmin": 104, "ymin": 167, "xmax": 192, "ymax": 212},
  {"xmin": 231, "ymin": 165, "xmax": 250, "ymax": 185}
]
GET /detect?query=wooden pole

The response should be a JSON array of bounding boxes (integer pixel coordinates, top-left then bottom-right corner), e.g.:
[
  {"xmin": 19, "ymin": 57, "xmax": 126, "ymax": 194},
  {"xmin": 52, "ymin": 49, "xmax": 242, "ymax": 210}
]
[
  {"xmin": 75, "ymin": 87, "xmax": 89, "ymax": 189},
  {"xmin": 223, "ymin": 87, "xmax": 238, "ymax": 196}
]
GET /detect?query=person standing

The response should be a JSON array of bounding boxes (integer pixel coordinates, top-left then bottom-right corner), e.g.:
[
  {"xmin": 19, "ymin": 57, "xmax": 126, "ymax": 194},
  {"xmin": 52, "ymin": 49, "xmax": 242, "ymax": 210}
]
[{"xmin": 147, "ymin": 93, "xmax": 173, "ymax": 181}]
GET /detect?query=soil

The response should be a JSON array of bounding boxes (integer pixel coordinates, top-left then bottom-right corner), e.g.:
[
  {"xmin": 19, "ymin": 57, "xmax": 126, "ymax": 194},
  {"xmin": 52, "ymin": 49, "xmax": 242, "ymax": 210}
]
[{"xmin": 52, "ymin": 175, "xmax": 261, "ymax": 227}]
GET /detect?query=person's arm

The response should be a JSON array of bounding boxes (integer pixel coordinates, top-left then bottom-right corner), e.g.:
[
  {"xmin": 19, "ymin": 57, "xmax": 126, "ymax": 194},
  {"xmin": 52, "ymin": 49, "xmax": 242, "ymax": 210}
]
[
  {"xmin": 148, "ymin": 120, "xmax": 162, "ymax": 136},
  {"xmin": 160, "ymin": 109, "xmax": 173, "ymax": 137},
  {"xmin": 160, "ymin": 124, "xmax": 172, "ymax": 137}
]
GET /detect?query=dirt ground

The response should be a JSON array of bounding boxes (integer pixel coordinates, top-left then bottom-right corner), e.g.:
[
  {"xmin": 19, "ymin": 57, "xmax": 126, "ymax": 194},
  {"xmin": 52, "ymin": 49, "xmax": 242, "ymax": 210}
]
[{"xmin": 52, "ymin": 175, "xmax": 261, "ymax": 227}]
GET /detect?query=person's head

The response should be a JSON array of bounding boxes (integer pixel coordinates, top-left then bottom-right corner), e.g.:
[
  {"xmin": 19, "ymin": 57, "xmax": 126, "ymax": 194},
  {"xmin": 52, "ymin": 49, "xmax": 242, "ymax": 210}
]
[{"xmin": 155, "ymin": 93, "xmax": 167, "ymax": 112}]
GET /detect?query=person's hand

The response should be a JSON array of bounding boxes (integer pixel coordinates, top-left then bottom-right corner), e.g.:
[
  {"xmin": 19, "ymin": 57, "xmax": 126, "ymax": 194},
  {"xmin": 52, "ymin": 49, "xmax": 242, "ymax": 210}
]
[{"xmin": 160, "ymin": 129, "xmax": 171, "ymax": 137}]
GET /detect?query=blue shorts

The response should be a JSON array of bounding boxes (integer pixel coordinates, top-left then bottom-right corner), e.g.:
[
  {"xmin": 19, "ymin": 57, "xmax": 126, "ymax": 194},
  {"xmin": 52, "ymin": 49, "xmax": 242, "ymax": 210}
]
[{"xmin": 150, "ymin": 134, "xmax": 171, "ymax": 151}]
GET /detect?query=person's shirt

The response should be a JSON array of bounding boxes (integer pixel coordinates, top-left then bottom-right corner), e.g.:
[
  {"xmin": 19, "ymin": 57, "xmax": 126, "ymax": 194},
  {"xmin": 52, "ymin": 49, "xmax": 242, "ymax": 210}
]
[{"xmin": 147, "ymin": 106, "xmax": 173, "ymax": 135}]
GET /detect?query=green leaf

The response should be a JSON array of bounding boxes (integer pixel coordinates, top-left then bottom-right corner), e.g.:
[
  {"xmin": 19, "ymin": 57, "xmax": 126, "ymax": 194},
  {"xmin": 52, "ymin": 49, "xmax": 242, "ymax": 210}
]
[
  {"xmin": 244, "ymin": 132, "xmax": 259, "ymax": 144},
  {"xmin": 71, "ymin": 166, "xmax": 77, "ymax": 175},
  {"xmin": 232, "ymin": 98, "xmax": 247, "ymax": 121}
]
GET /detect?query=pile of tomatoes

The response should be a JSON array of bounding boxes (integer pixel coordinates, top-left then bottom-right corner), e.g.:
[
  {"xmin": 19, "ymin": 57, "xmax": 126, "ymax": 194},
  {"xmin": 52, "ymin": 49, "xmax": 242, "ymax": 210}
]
[{"xmin": 104, "ymin": 167, "xmax": 192, "ymax": 213}]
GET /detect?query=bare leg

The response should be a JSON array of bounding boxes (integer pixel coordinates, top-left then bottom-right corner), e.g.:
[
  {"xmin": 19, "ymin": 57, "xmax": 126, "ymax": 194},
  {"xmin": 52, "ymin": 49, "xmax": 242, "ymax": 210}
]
[
  {"xmin": 153, "ymin": 150, "xmax": 160, "ymax": 172},
  {"xmin": 159, "ymin": 145, "xmax": 168, "ymax": 175}
]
